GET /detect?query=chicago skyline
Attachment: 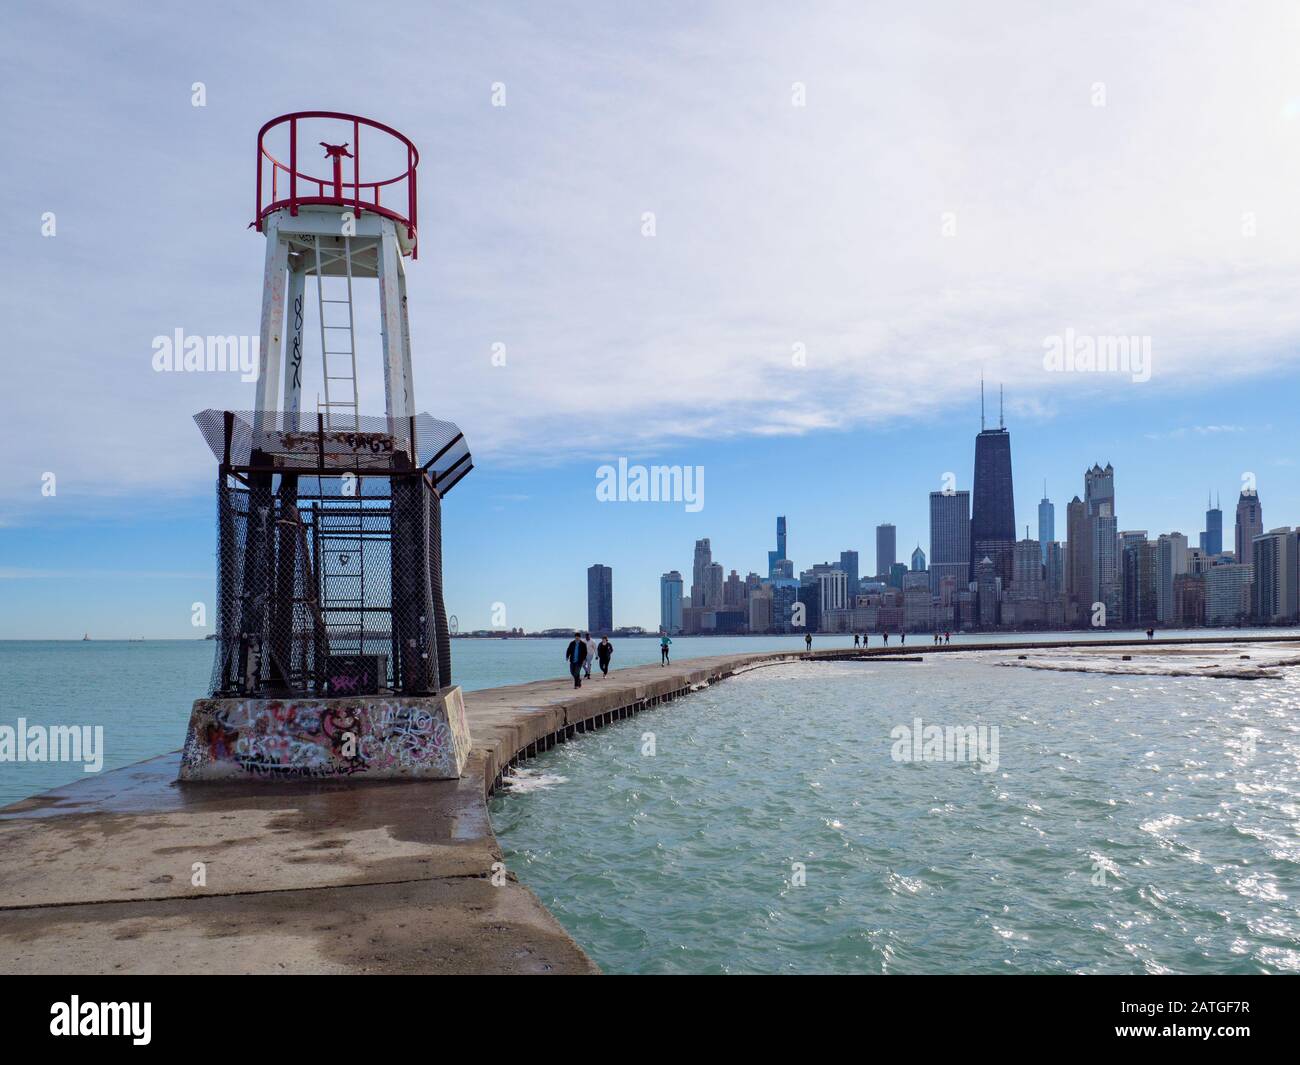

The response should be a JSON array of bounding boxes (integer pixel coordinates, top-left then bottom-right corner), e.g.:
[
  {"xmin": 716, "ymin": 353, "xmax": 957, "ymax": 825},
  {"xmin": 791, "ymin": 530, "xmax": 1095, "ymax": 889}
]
[{"xmin": 640, "ymin": 402, "xmax": 1286, "ymax": 636}]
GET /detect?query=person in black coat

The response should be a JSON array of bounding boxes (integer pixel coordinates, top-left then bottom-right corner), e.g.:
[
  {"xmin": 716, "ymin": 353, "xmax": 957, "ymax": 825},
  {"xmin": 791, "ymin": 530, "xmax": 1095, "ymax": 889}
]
[
  {"xmin": 596, "ymin": 636, "xmax": 613, "ymax": 677},
  {"xmin": 564, "ymin": 631, "xmax": 587, "ymax": 688}
]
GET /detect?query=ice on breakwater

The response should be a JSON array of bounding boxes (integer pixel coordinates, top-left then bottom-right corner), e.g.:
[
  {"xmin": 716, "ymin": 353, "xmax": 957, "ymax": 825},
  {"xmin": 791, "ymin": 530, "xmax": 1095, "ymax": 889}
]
[{"xmin": 995, "ymin": 642, "xmax": 1300, "ymax": 681}]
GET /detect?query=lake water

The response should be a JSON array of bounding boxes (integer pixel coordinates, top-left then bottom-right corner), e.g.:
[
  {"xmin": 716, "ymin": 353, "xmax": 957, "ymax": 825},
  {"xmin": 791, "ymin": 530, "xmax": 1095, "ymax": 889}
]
[
  {"xmin": 0, "ymin": 629, "xmax": 1295, "ymax": 807},
  {"xmin": 4, "ymin": 632, "xmax": 1300, "ymax": 974},
  {"xmin": 490, "ymin": 645, "xmax": 1300, "ymax": 974}
]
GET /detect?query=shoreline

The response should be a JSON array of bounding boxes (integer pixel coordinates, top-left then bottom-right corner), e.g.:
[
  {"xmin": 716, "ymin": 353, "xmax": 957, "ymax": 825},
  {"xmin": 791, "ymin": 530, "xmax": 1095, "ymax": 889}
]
[{"xmin": 1, "ymin": 634, "xmax": 1297, "ymax": 974}]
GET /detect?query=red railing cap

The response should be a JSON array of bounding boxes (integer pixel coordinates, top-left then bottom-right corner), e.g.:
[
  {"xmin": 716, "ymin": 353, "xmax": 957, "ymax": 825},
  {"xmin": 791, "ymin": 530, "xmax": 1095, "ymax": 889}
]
[{"xmin": 255, "ymin": 111, "xmax": 419, "ymax": 256}]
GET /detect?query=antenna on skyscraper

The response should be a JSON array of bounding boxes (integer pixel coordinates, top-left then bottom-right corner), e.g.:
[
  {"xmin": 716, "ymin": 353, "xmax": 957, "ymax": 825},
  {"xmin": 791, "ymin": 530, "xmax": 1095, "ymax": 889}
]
[
  {"xmin": 980, "ymin": 376, "xmax": 985, "ymax": 431},
  {"xmin": 999, "ymin": 385, "xmax": 1004, "ymax": 429}
]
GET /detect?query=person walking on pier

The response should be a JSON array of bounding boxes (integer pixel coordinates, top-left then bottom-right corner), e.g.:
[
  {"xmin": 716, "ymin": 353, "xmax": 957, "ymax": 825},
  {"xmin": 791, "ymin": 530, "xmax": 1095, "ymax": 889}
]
[
  {"xmin": 804, "ymin": 632, "xmax": 812, "ymax": 652},
  {"xmin": 582, "ymin": 632, "xmax": 595, "ymax": 679},
  {"xmin": 1146, "ymin": 627, "xmax": 1155, "ymax": 641},
  {"xmin": 565, "ymin": 631, "xmax": 587, "ymax": 688},
  {"xmin": 660, "ymin": 632, "xmax": 672, "ymax": 665},
  {"xmin": 854, "ymin": 633, "xmax": 860, "ymax": 648},
  {"xmin": 944, "ymin": 631, "xmax": 950, "ymax": 644},
  {"xmin": 900, "ymin": 632, "xmax": 905, "ymax": 646},
  {"xmin": 882, "ymin": 631, "xmax": 888, "ymax": 646},
  {"xmin": 597, "ymin": 636, "xmax": 613, "ymax": 677}
]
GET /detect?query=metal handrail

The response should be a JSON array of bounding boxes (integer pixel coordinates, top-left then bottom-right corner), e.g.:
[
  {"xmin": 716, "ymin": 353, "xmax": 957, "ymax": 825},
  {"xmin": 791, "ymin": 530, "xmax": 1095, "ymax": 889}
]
[{"xmin": 255, "ymin": 111, "xmax": 419, "ymax": 256}]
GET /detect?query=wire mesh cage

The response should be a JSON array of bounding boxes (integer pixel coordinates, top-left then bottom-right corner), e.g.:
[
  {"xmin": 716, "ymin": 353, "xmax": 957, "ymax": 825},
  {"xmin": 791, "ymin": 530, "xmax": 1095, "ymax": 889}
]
[{"xmin": 198, "ymin": 410, "xmax": 469, "ymax": 698}]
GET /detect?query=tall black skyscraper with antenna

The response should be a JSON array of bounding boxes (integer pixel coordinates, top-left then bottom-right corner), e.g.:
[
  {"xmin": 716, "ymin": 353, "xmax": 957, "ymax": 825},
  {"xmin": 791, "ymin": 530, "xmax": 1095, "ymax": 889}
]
[{"xmin": 970, "ymin": 381, "xmax": 1016, "ymax": 583}]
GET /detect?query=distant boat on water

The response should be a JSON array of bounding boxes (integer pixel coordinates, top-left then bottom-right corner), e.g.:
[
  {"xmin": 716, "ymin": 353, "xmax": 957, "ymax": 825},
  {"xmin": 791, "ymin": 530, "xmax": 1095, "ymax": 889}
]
[{"xmin": 82, "ymin": 633, "xmax": 91, "ymax": 641}]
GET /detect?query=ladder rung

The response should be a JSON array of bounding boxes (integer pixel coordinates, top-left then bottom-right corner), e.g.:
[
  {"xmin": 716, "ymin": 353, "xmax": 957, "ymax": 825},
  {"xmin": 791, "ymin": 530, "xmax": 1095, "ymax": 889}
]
[{"xmin": 321, "ymin": 298, "xmax": 353, "ymax": 304}]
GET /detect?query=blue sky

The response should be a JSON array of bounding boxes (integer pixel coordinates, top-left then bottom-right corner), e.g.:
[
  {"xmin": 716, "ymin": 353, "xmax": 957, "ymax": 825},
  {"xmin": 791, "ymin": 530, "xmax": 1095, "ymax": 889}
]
[{"xmin": 2, "ymin": 1, "xmax": 1299, "ymax": 636}]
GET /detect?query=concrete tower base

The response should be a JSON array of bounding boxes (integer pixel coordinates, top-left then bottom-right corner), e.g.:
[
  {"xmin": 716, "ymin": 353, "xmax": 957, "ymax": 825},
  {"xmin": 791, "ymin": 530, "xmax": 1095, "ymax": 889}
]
[{"xmin": 178, "ymin": 687, "xmax": 471, "ymax": 781}]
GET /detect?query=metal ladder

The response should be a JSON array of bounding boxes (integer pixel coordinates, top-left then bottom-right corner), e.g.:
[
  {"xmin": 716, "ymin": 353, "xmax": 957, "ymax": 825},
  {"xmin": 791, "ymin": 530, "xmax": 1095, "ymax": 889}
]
[
  {"xmin": 318, "ymin": 506, "xmax": 367, "ymax": 658},
  {"xmin": 314, "ymin": 235, "xmax": 360, "ymax": 431}
]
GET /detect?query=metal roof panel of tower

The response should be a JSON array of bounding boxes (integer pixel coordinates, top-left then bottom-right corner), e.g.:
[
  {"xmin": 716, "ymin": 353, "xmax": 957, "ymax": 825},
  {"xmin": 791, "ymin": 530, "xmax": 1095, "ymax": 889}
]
[{"xmin": 193, "ymin": 409, "xmax": 473, "ymax": 494}]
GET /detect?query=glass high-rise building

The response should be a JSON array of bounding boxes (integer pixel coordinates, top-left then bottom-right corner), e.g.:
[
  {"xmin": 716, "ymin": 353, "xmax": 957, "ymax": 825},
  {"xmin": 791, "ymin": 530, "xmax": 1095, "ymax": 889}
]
[
  {"xmin": 1085, "ymin": 463, "xmax": 1120, "ymax": 620},
  {"xmin": 587, "ymin": 564, "xmax": 613, "ymax": 634},
  {"xmin": 839, "ymin": 550, "xmax": 859, "ymax": 599},
  {"xmin": 929, "ymin": 489, "xmax": 970, "ymax": 596},
  {"xmin": 1251, "ymin": 528, "xmax": 1298, "ymax": 621},
  {"xmin": 876, "ymin": 523, "xmax": 896, "ymax": 578},
  {"xmin": 1065, "ymin": 495, "xmax": 1087, "ymax": 624},
  {"xmin": 1037, "ymin": 488, "xmax": 1054, "ymax": 565},
  {"xmin": 692, "ymin": 538, "xmax": 713, "ymax": 608},
  {"xmin": 970, "ymin": 424, "xmax": 1016, "ymax": 584},
  {"xmin": 767, "ymin": 516, "xmax": 787, "ymax": 578},
  {"xmin": 1201, "ymin": 494, "xmax": 1223, "ymax": 556},
  {"xmin": 1236, "ymin": 489, "xmax": 1263, "ymax": 566},
  {"xmin": 659, "ymin": 570, "xmax": 683, "ymax": 634}
]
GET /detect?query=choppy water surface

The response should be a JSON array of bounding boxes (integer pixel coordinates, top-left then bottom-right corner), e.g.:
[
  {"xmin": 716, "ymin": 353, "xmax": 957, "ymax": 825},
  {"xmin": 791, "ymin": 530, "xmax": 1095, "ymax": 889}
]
[{"xmin": 491, "ymin": 651, "xmax": 1300, "ymax": 974}]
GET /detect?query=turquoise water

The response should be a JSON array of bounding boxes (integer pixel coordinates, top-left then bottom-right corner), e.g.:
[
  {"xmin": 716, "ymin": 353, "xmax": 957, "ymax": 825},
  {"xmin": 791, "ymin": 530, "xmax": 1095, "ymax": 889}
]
[
  {"xmin": 490, "ymin": 650, "xmax": 1300, "ymax": 974},
  {"xmin": 0, "ymin": 630, "xmax": 1296, "ymax": 807},
  {"xmin": 0, "ymin": 634, "xmax": 844, "ymax": 805}
]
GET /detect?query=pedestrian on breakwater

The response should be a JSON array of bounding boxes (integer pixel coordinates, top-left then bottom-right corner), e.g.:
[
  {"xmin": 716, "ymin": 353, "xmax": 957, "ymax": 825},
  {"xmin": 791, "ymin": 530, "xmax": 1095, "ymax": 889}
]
[
  {"xmin": 565, "ymin": 631, "xmax": 587, "ymax": 688},
  {"xmin": 944, "ymin": 631, "xmax": 950, "ymax": 644},
  {"xmin": 882, "ymin": 631, "xmax": 889, "ymax": 646},
  {"xmin": 804, "ymin": 632, "xmax": 812, "ymax": 651},
  {"xmin": 854, "ymin": 633, "xmax": 860, "ymax": 648},
  {"xmin": 659, "ymin": 632, "xmax": 672, "ymax": 665},
  {"xmin": 582, "ymin": 632, "xmax": 595, "ymax": 679},
  {"xmin": 900, "ymin": 632, "xmax": 905, "ymax": 646},
  {"xmin": 597, "ymin": 636, "xmax": 613, "ymax": 676},
  {"xmin": 1146, "ymin": 627, "xmax": 1155, "ymax": 641}
]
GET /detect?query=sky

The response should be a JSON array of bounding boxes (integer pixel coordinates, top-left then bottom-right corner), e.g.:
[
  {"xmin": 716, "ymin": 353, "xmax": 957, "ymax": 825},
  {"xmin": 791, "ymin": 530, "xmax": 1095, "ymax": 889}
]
[{"xmin": 2, "ymin": 0, "xmax": 1299, "ymax": 637}]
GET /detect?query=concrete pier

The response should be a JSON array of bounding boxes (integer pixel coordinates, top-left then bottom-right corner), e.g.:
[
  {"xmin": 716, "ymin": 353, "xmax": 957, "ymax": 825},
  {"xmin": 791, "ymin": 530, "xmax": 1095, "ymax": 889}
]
[
  {"xmin": 1, "ymin": 635, "xmax": 1296, "ymax": 974},
  {"xmin": 0, "ymin": 649, "xmax": 801, "ymax": 974}
]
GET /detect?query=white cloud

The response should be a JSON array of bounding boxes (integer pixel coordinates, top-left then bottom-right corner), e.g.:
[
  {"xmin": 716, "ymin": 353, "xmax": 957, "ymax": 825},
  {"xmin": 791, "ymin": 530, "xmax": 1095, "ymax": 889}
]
[{"xmin": 3, "ymin": 0, "xmax": 1298, "ymax": 501}]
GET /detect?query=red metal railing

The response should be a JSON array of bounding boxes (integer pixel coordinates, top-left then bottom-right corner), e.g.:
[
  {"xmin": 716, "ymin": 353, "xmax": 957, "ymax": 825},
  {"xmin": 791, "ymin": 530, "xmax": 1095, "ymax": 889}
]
[{"xmin": 255, "ymin": 111, "xmax": 419, "ymax": 256}]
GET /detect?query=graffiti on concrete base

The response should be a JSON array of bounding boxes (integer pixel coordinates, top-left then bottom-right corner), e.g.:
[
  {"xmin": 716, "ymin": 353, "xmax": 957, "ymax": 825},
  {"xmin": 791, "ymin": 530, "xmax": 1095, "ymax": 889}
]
[{"xmin": 181, "ymin": 694, "xmax": 470, "ymax": 779}]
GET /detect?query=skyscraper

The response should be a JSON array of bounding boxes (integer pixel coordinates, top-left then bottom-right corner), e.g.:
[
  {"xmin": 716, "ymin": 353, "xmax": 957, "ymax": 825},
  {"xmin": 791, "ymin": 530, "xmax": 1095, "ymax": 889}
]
[
  {"xmin": 1251, "ymin": 528, "xmax": 1298, "ymax": 622},
  {"xmin": 1064, "ymin": 495, "xmax": 1087, "ymax": 624},
  {"xmin": 1236, "ymin": 489, "xmax": 1263, "ymax": 567},
  {"xmin": 692, "ymin": 538, "xmax": 713, "ymax": 608},
  {"xmin": 1085, "ymin": 463, "xmax": 1119, "ymax": 620},
  {"xmin": 910, "ymin": 544, "xmax": 926, "ymax": 571},
  {"xmin": 767, "ymin": 516, "xmax": 788, "ymax": 578},
  {"xmin": 659, "ymin": 570, "xmax": 683, "ymax": 634},
  {"xmin": 1201, "ymin": 493, "xmax": 1223, "ymax": 556},
  {"xmin": 1156, "ymin": 532, "xmax": 1189, "ymax": 624},
  {"xmin": 1206, "ymin": 564, "xmax": 1252, "ymax": 624},
  {"xmin": 929, "ymin": 489, "xmax": 971, "ymax": 597},
  {"xmin": 839, "ymin": 550, "xmax": 859, "ymax": 599},
  {"xmin": 1037, "ymin": 484, "xmax": 1054, "ymax": 565},
  {"xmin": 1120, "ymin": 537, "xmax": 1158, "ymax": 627},
  {"xmin": 707, "ymin": 562, "xmax": 724, "ymax": 609},
  {"xmin": 587, "ymin": 564, "xmax": 613, "ymax": 633},
  {"xmin": 876, "ymin": 523, "xmax": 896, "ymax": 579},
  {"xmin": 970, "ymin": 386, "xmax": 1016, "ymax": 584}
]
